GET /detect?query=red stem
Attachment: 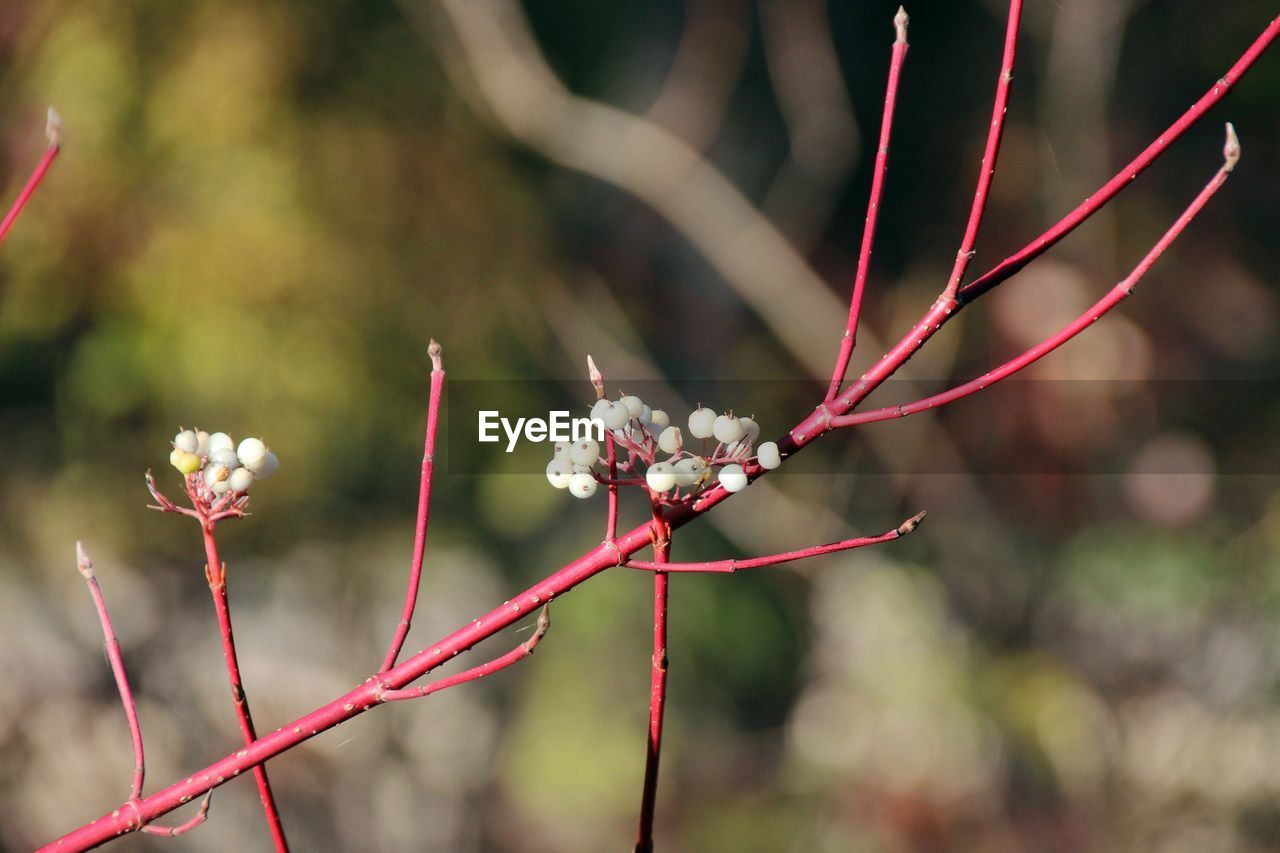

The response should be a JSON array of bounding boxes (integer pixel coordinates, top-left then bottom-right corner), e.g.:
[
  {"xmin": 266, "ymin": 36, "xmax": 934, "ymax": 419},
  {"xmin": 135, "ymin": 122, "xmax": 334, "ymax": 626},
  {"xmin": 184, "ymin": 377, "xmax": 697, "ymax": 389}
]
[
  {"xmin": 201, "ymin": 527, "xmax": 290, "ymax": 851},
  {"xmin": 827, "ymin": 7, "xmax": 911, "ymax": 400},
  {"xmin": 0, "ymin": 130, "xmax": 59, "ymax": 250},
  {"xmin": 958, "ymin": 13, "xmax": 1280, "ymax": 304},
  {"xmin": 833, "ymin": 131, "xmax": 1237, "ymax": 430},
  {"xmin": 635, "ymin": 508, "xmax": 670, "ymax": 853},
  {"xmin": 75, "ymin": 543, "xmax": 146, "ymax": 802},
  {"xmin": 380, "ymin": 341, "xmax": 446, "ymax": 673},
  {"xmin": 941, "ymin": 0, "xmax": 1022, "ymax": 301},
  {"xmin": 624, "ymin": 512, "xmax": 922, "ymax": 573},
  {"xmin": 380, "ymin": 605, "xmax": 550, "ymax": 702}
]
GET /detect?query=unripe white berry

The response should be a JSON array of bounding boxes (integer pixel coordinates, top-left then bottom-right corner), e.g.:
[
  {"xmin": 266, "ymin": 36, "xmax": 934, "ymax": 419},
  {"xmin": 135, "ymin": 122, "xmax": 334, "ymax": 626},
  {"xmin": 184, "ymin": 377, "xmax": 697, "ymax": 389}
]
[
  {"xmin": 673, "ymin": 456, "xmax": 706, "ymax": 488},
  {"xmin": 713, "ymin": 414, "xmax": 745, "ymax": 444},
  {"xmin": 237, "ymin": 437, "xmax": 267, "ymax": 468},
  {"xmin": 210, "ymin": 448, "xmax": 240, "ymax": 469},
  {"xmin": 572, "ymin": 463, "xmax": 592, "ymax": 475},
  {"xmin": 554, "ymin": 441, "xmax": 572, "ymax": 460},
  {"xmin": 590, "ymin": 399, "xmax": 611, "ymax": 423},
  {"xmin": 602, "ymin": 401, "xmax": 630, "ymax": 430},
  {"xmin": 253, "ymin": 451, "xmax": 279, "ymax": 480},
  {"xmin": 757, "ymin": 441, "xmax": 781, "ymax": 469},
  {"xmin": 718, "ymin": 463, "xmax": 748, "ymax": 492},
  {"xmin": 546, "ymin": 459, "xmax": 574, "ymax": 489},
  {"xmin": 569, "ymin": 472, "xmax": 597, "ymax": 498},
  {"xmin": 204, "ymin": 463, "xmax": 231, "ymax": 486},
  {"xmin": 739, "ymin": 417, "xmax": 760, "ymax": 442},
  {"xmin": 209, "ymin": 432, "xmax": 234, "ymax": 454},
  {"xmin": 211, "ymin": 479, "xmax": 232, "ymax": 496},
  {"xmin": 173, "ymin": 429, "xmax": 198, "ymax": 453},
  {"xmin": 639, "ymin": 405, "xmax": 653, "ymax": 426},
  {"xmin": 646, "ymin": 462, "xmax": 677, "ymax": 493},
  {"xmin": 620, "ymin": 395, "xmax": 644, "ymax": 418},
  {"xmin": 569, "ymin": 439, "xmax": 600, "ymax": 466},
  {"xmin": 170, "ymin": 448, "xmax": 201, "ymax": 475},
  {"xmin": 195, "ymin": 431, "xmax": 211, "ymax": 457},
  {"xmin": 688, "ymin": 406, "xmax": 716, "ymax": 439},
  {"xmin": 228, "ymin": 467, "xmax": 254, "ymax": 493},
  {"xmin": 649, "ymin": 409, "xmax": 670, "ymax": 430},
  {"xmin": 658, "ymin": 426, "xmax": 682, "ymax": 455}
]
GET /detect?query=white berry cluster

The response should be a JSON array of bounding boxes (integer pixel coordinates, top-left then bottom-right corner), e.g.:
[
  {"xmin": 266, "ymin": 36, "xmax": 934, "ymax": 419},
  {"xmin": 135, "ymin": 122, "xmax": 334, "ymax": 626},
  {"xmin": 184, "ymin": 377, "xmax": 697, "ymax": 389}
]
[
  {"xmin": 169, "ymin": 428, "xmax": 278, "ymax": 497},
  {"xmin": 546, "ymin": 394, "xmax": 781, "ymax": 502}
]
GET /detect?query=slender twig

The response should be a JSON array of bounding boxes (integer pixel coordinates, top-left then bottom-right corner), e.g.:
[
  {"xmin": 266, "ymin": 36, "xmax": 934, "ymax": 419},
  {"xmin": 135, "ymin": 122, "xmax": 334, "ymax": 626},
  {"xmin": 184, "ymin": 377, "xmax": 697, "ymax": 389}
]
[
  {"xmin": 624, "ymin": 511, "xmax": 924, "ymax": 573},
  {"xmin": 379, "ymin": 606, "xmax": 550, "ymax": 702},
  {"xmin": 76, "ymin": 542, "xmax": 215, "ymax": 837},
  {"xmin": 0, "ymin": 108, "xmax": 60, "ymax": 250},
  {"xmin": 75, "ymin": 543, "xmax": 146, "ymax": 802},
  {"xmin": 958, "ymin": 14, "xmax": 1280, "ymax": 304},
  {"xmin": 380, "ymin": 340, "xmax": 447, "ymax": 673},
  {"xmin": 831, "ymin": 126, "xmax": 1238, "ymax": 430},
  {"xmin": 635, "ymin": 507, "xmax": 670, "ymax": 853},
  {"xmin": 200, "ymin": 527, "xmax": 289, "ymax": 851},
  {"xmin": 588, "ymin": 355, "xmax": 621, "ymax": 541},
  {"xmin": 940, "ymin": 0, "xmax": 1022, "ymax": 301},
  {"xmin": 827, "ymin": 6, "xmax": 911, "ymax": 401}
]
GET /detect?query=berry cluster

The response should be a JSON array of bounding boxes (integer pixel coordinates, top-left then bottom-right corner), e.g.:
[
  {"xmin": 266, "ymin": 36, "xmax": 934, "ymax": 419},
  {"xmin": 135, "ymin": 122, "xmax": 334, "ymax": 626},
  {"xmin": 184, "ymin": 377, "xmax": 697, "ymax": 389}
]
[
  {"xmin": 169, "ymin": 429, "xmax": 278, "ymax": 499},
  {"xmin": 546, "ymin": 394, "xmax": 781, "ymax": 503}
]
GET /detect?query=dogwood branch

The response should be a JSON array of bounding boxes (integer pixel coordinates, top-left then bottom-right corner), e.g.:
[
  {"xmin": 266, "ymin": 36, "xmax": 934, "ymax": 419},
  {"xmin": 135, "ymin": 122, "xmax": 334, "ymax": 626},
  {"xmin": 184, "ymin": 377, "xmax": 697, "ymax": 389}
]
[
  {"xmin": 623, "ymin": 511, "xmax": 924, "ymax": 573},
  {"xmin": 379, "ymin": 605, "xmax": 550, "ymax": 702},
  {"xmin": 635, "ymin": 508, "xmax": 671, "ymax": 853},
  {"xmin": 380, "ymin": 340, "xmax": 447, "ymax": 673},
  {"xmin": 831, "ymin": 126, "xmax": 1238, "ymax": 431},
  {"xmin": 75, "ymin": 542, "xmax": 215, "ymax": 838},
  {"xmin": 0, "ymin": 107, "xmax": 60, "ymax": 249},
  {"xmin": 826, "ymin": 6, "xmax": 910, "ymax": 400}
]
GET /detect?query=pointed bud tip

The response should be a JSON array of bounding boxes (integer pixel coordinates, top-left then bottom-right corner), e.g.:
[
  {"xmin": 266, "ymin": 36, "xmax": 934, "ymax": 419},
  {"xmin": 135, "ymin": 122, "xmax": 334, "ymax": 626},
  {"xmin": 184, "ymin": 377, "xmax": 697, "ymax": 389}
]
[
  {"xmin": 898, "ymin": 510, "xmax": 927, "ymax": 535},
  {"xmin": 1223, "ymin": 122, "xmax": 1241, "ymax": 172},
  {"xmin": 75, "ymin": 541, "xmax": 93, "ymax": 576},
  {"xmin": 45, "ymin": 107, "xmax": 62, "ymax": 146},
  {"xmin": 894, "ymin": 6, "xmax": 909, "ymax": 42}
]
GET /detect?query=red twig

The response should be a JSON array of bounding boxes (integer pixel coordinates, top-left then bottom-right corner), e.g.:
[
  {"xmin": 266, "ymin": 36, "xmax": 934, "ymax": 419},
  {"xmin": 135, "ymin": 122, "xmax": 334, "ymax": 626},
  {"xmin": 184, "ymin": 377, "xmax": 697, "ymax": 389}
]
[
  {"xmin": 941, "ymin": 0, "xmax": 1022, "ymax": 301},
  {"xmin": 958, "ymin": 14, "xmax": 1280, "ymax": 304},
  {"xmin": 0, "ymin": 108, "xmax": 60, "ymax": 250},
  {"xmin": 832, "ymin": 127, "xmax": 1238, "ymax": 430},
  {"xmin": 75, "ymin": 543, "xmax": 146, "ymax": 802},
  {"xmin": 588, "ymin": 355, "xmax": 621, "ymax": 541},
  {"xmin": 75, "ymin": 542, "xmax": 215, "ymax": 837},
  {"xmin": 200, "ymin": 527, "xmax": 289, "ymax": 851},
  {"xmin": 379, "ymin": 605, "xmax": 550, "ymax": 702},
  {"xmin": 624, "ymin": 511, "xmax": 924, "ymax": 573},
  {"xmin": 380, "ymin": 340, "xmax": 446, "ymax": 673},
  {"xmin": 635, "ymin": 508, "xmax": 670, "ymax": 853},
  {"xmin": 827, "ymin": 7, "xmax": 911, "ymax": 400}
]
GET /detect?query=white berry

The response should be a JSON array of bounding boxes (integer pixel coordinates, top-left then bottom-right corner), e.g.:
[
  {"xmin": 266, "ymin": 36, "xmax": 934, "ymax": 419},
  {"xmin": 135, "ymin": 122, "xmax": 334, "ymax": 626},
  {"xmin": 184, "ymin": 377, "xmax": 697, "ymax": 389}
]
[
  {"xmin": 237, "ymin": 437, "xmax": 267, "ymax": 468},
  {"xmin": 688, "ymin": 406, "xmax": 716, "ymax": 439},
  {"xmin": 658, "ymin": 426, "xmax": 682, "ymax": 455},
  {"xmin": 569, "ymin": 439, "xmax": 600, "ymax": 467},
  {"xmin": 228, "ymin": 467, "xmax": 254, "ymax": 493},
  {"xmin": 646, "ymin": 462, "xmax": 677, "ymax": 492},
  {"xmin": 673, "ymin": 456, "xmax": 706, "ymax": 488},
  {"xmin": 620, "ymin": 395, "xmax": 644, "ymax": 418},
  {"xmin": 649, "ymin": 409, "xmax": 670, "ymax": 430},
  {"xmin": 210, "ymin": 448, "xmax": 240, "ymax": 469},
  {"xmin": 713, "ymin": 415, "xmax": 745, "ymax": 444},
  {"xmin": 546, "ymin": 459, "xmax": 574, "ymax": 489},
  {"xmin": 739, "ymin": 417, "xmax": 760, "ymax": 442},
  {"xmin": 204, "ymin": 463, "xmax": 231, "ymax": 486},
  {"xmin": 569, "ymin": 472, "xmax": 597, "ymax": 498},
  {"xmin": 253, "ymin": 451, "xmax": 279, "ymax": 480},
  {"xmin": 602, "ymin": 401, "xmax": 630, "ymax": 430},
  {"xmin": 718, "ymin": 463, "xmax": 748, "ymax": 492},
  {"xmin": 757, "ymin": 441, "xmax": 781, "ymax": 469},
  {"xmin": 173, "ymin": 429, "xmax": 198, "ymax": 453},
  {"xmin": 195, "ymin": 430, "xmax": 211, "ymax": 457},
  {"xmin": 208, "ymin": 432, "xmax": 234, "ymax": 454},
  {"xmin": 554, "ymin": 441, "xmax": 572, "ymax": 460}
]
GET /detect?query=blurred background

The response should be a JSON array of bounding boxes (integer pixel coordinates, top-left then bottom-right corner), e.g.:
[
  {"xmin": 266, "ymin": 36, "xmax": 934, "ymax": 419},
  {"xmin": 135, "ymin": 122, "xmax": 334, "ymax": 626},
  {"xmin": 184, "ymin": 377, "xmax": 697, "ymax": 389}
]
[{"xmin": 2, "ymin": 0, "xmax": 1279, "ymax": 849}]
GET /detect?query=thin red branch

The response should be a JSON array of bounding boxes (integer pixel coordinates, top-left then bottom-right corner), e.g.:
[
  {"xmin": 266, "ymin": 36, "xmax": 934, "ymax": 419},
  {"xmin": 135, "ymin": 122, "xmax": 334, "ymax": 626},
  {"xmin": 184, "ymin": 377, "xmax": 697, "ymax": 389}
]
[
  {"xmin": 832, "ymin": 127, "xmax": 1238, "ymax": 430},
  {"xmin": 588, "ymin": 355, "xmax": 622, "ymax": 540},
  {"xmin": 941, "ymin": 0, "xmax": 1022, "ymax": 301},
  {"xmin": 200, "ymin": 527, "xmax": 289, "ymax": 851},
  {"xmin": 139, "ymin": 793, "xmax": 212, "ymax": 837},
  {"xmin": 635, "ymin": 508, "xmax": 670, "ymax": 853},
  {"xmin": 379, "ymin": 340, "xmax": 447, "ymax": 673},
  {"xmin": 75, "ymin": 543, "xmax": 146, "ymax": 802},
  {"xmin": 0, "ymin": 108, "xmax": 60, "ymax": 250},
  {"xmin": 624, "ymin": 511, "xmax": 925, "ymax": 573},
  {"xmin": 379, "ymin": 605, "xmax": 550, "ymax": 702},
  {"xmin": 827, "ymin": 7, "xmax": 911, "ymax": 400},
  {"xmin": 958, "ymin": 14, "xmax": 1280, "ymax": 304}
]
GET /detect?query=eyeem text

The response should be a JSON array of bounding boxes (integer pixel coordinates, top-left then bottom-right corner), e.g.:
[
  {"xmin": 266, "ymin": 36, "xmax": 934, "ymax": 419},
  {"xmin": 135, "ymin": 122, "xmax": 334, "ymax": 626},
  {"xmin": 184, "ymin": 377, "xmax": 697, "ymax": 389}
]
[{"xmin": 478, "ymin": 410, "xmax": 604, "ymax": 452}]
